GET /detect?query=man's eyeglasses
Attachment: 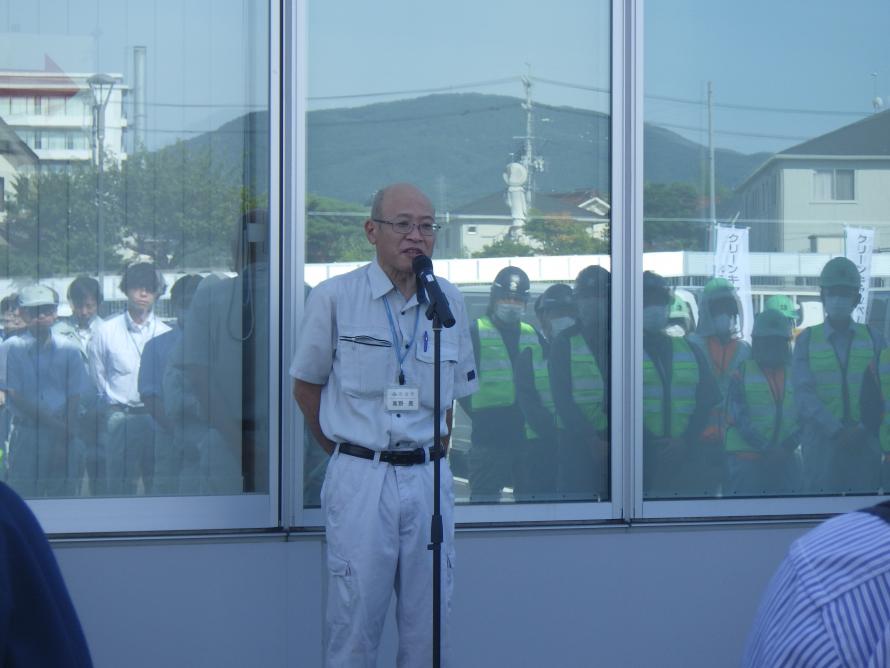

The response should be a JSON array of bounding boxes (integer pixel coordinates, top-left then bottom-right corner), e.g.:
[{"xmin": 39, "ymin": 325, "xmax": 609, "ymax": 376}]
[
  {"xmin": 25, "ymin": 305, "xmax": 57, "ymax": 317},
  {"xmin": 372, "ymin": 218, "xmax": 441, "ymax": 237}
]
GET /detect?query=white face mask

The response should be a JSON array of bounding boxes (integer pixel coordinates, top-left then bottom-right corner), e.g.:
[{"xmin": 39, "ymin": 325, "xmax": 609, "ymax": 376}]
[
  {"xmin": 665, "ymin": 324, "xmax": 686, "ymax": 337},
  {"xmin": 494, "ymin": 302, "xmax": 524, "ymax": 324},
  {"xmin": 549, "ymin": 316, "xmax": 575, "ymax": 338}
]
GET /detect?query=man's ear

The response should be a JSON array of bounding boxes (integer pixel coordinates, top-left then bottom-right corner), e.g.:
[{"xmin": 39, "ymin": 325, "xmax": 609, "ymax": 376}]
[{"xmin": 364, "ymin": 219, "xmax": 377, "ymax": 245}]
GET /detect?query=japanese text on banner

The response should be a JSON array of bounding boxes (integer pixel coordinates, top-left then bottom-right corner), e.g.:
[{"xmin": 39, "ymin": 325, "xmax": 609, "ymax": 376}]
[
  {"xmin": 844, "ymin": 226, "xmax": 875, "ymax": 324},
  {"xmin": 714, "ymin": 225, "xmax": 753, "ymax": 341}
]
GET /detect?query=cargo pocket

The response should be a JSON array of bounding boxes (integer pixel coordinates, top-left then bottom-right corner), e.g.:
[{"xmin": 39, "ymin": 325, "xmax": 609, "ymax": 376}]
[
  {"xmin": 325, "ymin": 552, "xmax": 356, "ymax": 629},
  {"xmin": 445, "ymin": 548, "xmax": 456, "ymax": 620}
]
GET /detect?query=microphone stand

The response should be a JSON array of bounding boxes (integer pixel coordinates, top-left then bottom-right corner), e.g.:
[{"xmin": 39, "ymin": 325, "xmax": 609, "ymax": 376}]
[
  {"xmin": 429, "ymin": 309, "xmax": 443, "ymax": 668},
  {"xmin": 421, "ymin": 280, "xmax": 453, "ymax": 668}
]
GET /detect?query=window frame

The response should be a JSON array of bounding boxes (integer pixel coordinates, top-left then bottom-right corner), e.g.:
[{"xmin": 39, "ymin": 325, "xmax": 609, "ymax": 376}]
[
  {"xmin": 292, "ymin": 0, "xmax": 889, "ymax": 529},
  {"xmin": 813, "ymin": 167, "xmax": 856, "ymax": 202},
  {"xmin": 30, "ymin": 0, "xmax": 282, "ymax": 536}
]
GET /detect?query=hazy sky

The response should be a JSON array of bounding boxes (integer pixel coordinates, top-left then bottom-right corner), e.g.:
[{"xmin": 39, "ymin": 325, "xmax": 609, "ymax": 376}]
[{"xmin": 2, "ymin": 0, "xmax": 889, "ymax": 155}]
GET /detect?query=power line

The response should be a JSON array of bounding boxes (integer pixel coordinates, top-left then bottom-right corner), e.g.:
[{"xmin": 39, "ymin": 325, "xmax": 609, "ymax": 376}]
[
  {"xmin": 307, "ymin": 76, "xmax": 520, "ymax": 102},
  {"xmin": 308, "ymin": 101, "xmax": 520, "ymax": 127},
  {"xmin": 653, "ymin": 121, "xmax": 810, "ymax": 142}
]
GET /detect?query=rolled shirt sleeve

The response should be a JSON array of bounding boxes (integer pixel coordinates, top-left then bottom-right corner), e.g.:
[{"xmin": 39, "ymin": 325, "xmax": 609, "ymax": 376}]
[{"xmin": 289, "ymin": 281, "xmax": 336, "ymax": 385}]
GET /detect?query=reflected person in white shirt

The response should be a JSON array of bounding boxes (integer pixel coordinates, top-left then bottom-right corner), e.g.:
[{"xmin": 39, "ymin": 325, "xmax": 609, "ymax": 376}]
[{"xmin": 87, "ymin": 263, "xmax": 170, "ymax": 496}]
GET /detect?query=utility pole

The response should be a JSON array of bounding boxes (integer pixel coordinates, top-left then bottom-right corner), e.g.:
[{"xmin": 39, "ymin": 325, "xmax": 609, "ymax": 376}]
[
  {"xmin": 88, "ymin": 74, "xmax": 116, "ymax": 281},
  {"xmin": 708, "ymin": 80, "xmax": 717, "ymax": 226}
]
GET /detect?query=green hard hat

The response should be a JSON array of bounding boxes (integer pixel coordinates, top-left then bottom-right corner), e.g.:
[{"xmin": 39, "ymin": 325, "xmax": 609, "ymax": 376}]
[
  {"xmin": 753, "ymin": 308, "xmax": 793, "ymax": 339},
  {"xmin": 670, "ymin": 295, "xmax": 691, "ymax": 318},
  {"xmin": 764, "ymin": 294, "xmax": 799, "ymax": 320},
  {"xmin": 704, "ymin": 277, "xmax": 735, "ymax": 297},
  {"xmin": 819, "ymin": 257, "xmax": 860, "ymax": 289}
]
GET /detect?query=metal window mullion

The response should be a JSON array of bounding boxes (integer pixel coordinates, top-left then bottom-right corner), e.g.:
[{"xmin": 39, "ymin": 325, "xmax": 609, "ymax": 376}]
[
  {"xmin": 282, "ymin": 0, "xmax": 309, "ymax": 528},
  {"xmin": 267, "ymin": 0, "xmax": 284, "ymax": 529},
  {"xmin": 611, "ymin": 0, "xmax": 645, "ymax": 522}
]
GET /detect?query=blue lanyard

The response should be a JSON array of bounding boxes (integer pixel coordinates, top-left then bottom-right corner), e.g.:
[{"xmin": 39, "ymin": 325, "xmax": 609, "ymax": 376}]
[{"xmin": 382, "ymin": 294, "xmax": 420, "ymax": 385}]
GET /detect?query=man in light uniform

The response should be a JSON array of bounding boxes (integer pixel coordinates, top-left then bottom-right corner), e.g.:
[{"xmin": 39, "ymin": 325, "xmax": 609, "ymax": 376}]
[
  {"xmin": 88, "ymin": 263, "xmax": 170, "ymax": 495},
  {"xmin": 291, "ymin": 183, "xmax": 477, "ymax": 666},
  {"xmin": 4, "ymin": 285, "xmax": 89, "ymax": 497},
  {"xmin": 54, "ymin": 276, "xmax": 104, "ymax": 359}
]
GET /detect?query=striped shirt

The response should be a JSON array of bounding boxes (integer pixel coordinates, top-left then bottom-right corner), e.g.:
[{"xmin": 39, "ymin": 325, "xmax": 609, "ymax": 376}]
[{"xmin": 743, "ymin": 507, "xmax": 890, "ymax": 667}]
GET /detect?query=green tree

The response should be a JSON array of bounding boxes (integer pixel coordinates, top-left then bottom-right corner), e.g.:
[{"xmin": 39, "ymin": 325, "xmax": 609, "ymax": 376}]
[
  {"xmin": 2, "ymin": 164, "xmax": 118, "ymax": 278},
  {"xmin": 472, "ymin": 235, "xmax": 535, "ymax": 258},
  {"xmin": 2, "ymin": 145, "xmax": 259, "ymax": 279},
  {"xmin": 644, "ymin": 182, "xmax": 708, "ymax": 251},
  {"xmin": 524, "ymin": 212, "xmax": 609, "ymax": 255},
  {"xmin": 306, "ymin": 194, "xmax": 374, "ymax": 263}
]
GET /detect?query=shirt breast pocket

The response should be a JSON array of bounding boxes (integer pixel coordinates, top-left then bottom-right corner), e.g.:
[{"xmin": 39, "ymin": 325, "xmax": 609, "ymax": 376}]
[
  {"xmin": 414, "ymin": 334, "xmax": 459, "ymax": 408},
  {"xmin": 336, "ymin": 325, "xmax": 393, "ymax": 397}
]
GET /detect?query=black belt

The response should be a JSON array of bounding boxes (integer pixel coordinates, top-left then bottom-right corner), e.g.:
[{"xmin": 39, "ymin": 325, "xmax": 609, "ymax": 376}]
[
  {"xmin": 108, "ymin": 404, "xmax": 149, "ymax": 415},
  {"xmin": 338, "ymin": 442, "xmax": 442, "ymax": 466}
]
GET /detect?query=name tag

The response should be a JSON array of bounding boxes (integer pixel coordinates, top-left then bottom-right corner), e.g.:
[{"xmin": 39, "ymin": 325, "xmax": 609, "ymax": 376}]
[{"xmin": 385, "ymin": 385, "xmax": 420, "ymax": 412}]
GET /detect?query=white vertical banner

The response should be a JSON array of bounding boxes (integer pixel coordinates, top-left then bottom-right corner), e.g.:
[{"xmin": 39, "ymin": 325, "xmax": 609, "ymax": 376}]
[
  {"xmin": 844, "ymin": 225, "xmax": 875, "ymax": 324},
  {"xmin": 714, "ymin": 225, "xmax": 754, "ymax": 342}
]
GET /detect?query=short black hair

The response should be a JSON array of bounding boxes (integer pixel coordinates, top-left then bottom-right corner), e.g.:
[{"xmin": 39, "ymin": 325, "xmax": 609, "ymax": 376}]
[
  {"xmin": 170, "ymin": 274, "xmax": 203, "ymax": 311},
  {"xmin": 0, "ymin": 294, "xmax": 19, "ymax": 314},
  {"xmin": 120, "ymin": 262, "xmax": 165, "ymax": 296},
  {"xmin": 67, "ymin": 275, "xmax": 103, "ymax": 306}
]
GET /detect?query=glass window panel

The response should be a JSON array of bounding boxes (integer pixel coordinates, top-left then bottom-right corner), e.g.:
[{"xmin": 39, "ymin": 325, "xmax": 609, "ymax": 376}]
[
  {"xmin": 304, "ymin": 0, "xmax": 611, "ymax": 507},
  {"xmin": 0, "ymin": 0, "xmax": 271, "ymax": 504},
  {"xmin": 814, "ymin": 169, "xmax": 833, "ymax": 201},
  {"xmin": 836, "ymin": 169, "xmax": 855, "ymax": 200},
  {"xmin": 644, "ymin": 0, "xmax": 890, "ymax": 501}
]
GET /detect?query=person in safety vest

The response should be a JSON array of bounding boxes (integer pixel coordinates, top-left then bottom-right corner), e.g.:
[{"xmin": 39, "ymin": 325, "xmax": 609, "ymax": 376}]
[
  {"xmin": 792, "ymin": 256, "xmax": 883, "ymax": 494},
  {"xmin": 534, "ymin": 283, "xmax": 576, "ymax": 351},
  {"xmin": 687, "ymin": 277, "xmax": 751, "ymax": 489},
  {"xmin": 666, "ymin": 295, "xmax": 694, "ymax": 337},
  {"xmin": 461, "ymin": 266, "xmax": 555, "ymax": 501},
  {"xmin": 642, "ymin": 271, "xmax": 720, "ymax": 498},
  {"xmin": 549, "ymin": 266, "xmax": 610, "ymax": 500},
  {"xmin": 725, "ymin": 309, "xmax": 801, "ymax": 496},
  {"xmin": 764, "ymin": 294, "xmax": 802, "ymax": 338}
]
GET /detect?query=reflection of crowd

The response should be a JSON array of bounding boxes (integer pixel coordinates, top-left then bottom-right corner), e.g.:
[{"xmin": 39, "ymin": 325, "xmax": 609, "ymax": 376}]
[
  {"xmin": 0, "ymin": 211, "xmax": 268, "ymax": 499},
  {"xmin": 462, "ymin": 255, "xmax": 890, "ymax": 502}
]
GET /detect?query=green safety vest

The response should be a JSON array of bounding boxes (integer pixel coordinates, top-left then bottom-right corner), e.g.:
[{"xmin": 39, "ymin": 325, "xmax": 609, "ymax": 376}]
[
  {"xmin": 643, "ymin": 337, "xmax": 700, "ymax": 439},
  {"xmin": 567, "ymin": 334, "xmax": 607, "ymax": 433},
  {"xmin": 807, "ymin": 323, "xmax": 874, "ymax": 425},
  {"xmin": 877, "ymin": 348, "xmax": 890, "ymax": 453},
  {"xmin": 525, "ymin": 332, "xmax": 554, "ymax": 440},
  {"xmin": 724, "ymin": 361, "xmax": 796, "ymax": 453},
  {"xmin": 472, "ymin": 317, "xmax": 548, "ymax": 412}
]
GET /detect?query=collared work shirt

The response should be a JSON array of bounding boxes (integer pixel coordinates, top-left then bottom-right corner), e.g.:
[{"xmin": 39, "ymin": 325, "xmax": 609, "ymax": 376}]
[
  {"xmin": 54, "ymin": 316, "xmax": 103, "ymax": 360},
  {"xmin": 5, "ymin": 331, "xmax": 89, "ymax": 420},
  {"xmin": 290, "ymin": 259, "xmax": 478, "ymax": 450},
  {"xmin": 88, "ymin": 311, "xmax": 170, "ymax": 407},
  {"xmin": 744, "ymin": 508, "xmax": 890, "ymax": 667}
]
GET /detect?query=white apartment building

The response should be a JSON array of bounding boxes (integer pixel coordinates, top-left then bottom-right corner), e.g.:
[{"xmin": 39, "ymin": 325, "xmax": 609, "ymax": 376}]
[{"xmin": 0, "ymin": 66, "xmax": 127, "ymax": 168}]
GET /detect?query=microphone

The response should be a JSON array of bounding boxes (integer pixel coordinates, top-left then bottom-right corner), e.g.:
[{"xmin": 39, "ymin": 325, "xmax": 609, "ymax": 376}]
[{"xmin": 412, "ymin": 255, "xmax": 456, "ymax": 328}]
